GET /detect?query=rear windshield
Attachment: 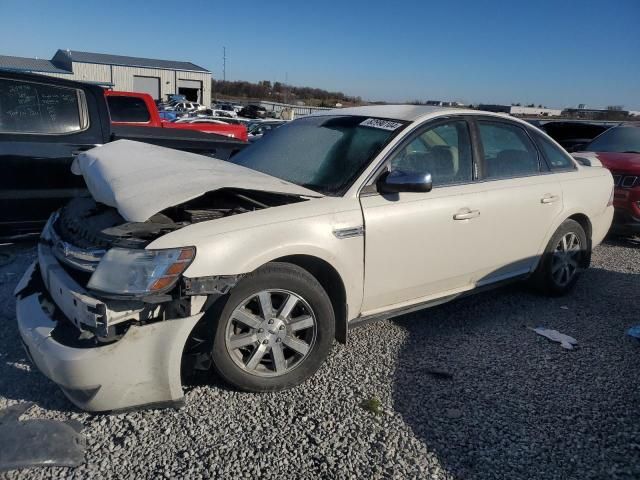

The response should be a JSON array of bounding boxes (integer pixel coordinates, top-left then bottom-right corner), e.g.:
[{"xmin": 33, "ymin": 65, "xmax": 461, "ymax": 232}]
[
  {"xmin": 586, "ymin": 126, "xmax": 640, "ymax": 153},
  {"xmin": 229, "ymin": 115, "xmax": 407, "ymax": 195},
  {"xmin": 0, "ymin": 77, "xmax": 86, "ymax": 134},
  {"xmin": 107, "ymin": 96, "xmax": 151, "ymax": 123}
]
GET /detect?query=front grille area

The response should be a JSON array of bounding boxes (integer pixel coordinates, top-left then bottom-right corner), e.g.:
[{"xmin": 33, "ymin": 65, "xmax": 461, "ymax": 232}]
[
  {"xmin": 612, "ymin": 173, "xmax": 639, "ymax": 189},
  {"xmin": 47, "ymin": 216, "xmax": 105, "ymax": 273}
]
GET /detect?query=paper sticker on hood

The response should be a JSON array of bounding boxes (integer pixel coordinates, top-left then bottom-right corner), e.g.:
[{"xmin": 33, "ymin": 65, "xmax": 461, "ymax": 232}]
[{"xmin": 71, "ymin": 140, "xmax": 322, "ymax": 222}]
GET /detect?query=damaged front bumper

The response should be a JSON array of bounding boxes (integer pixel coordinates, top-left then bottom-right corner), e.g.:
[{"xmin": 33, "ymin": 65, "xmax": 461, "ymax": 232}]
[{"xmin": 14, "ymin": 246, "xmax": 203, "ymax": 412}]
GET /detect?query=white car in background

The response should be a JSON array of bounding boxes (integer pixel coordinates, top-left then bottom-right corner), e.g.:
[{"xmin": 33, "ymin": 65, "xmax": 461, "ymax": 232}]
[
  {"xmin": 15, "ymin": 105, "xmax": 613, "ymax": 411},
  {"xmin": 174, "ymin": 117, "xmax": 230, "ymax": 125},
  {"xmin": 169, "ymin": 101, "xmax": 205, "ymax": 113},
  {"xmin": 213, "ymin": 104, "xmax": 238, "ymax": 118}
]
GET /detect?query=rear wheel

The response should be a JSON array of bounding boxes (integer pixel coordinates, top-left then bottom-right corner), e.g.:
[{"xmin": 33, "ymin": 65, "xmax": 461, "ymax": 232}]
[
  {"xmin": 531, "ymin": 219, "xmax": 589, "ymax": 295},
  {"xmin": 211, "ymin": 262, "xmax": 334, "ymax": 391}
]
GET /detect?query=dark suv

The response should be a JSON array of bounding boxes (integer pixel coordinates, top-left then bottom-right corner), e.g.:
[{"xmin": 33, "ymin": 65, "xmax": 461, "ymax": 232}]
[{"xmin": 239, "ymin": 104, "xmax": 267, "ymax": 119}]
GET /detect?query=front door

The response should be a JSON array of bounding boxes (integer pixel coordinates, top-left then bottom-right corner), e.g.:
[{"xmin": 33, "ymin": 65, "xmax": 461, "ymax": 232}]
[{"xmin": 359, "ymin": 118, "xmax": 487, "ymax": 314}]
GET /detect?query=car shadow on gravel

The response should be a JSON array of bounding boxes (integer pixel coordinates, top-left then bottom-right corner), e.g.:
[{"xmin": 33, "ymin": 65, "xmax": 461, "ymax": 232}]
[
  {"xmin": 603, "ymin": 234, "xmax": 640, "ymax": 248},
  {"xmin": 391, "ymin": 268, "xmax": 640, "ymax": 479}
]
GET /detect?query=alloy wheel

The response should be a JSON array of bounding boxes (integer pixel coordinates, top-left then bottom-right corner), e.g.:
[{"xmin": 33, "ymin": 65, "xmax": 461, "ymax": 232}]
[
  {"xmin": 551, "ymin": 232, "xmax": 582, "ymax": 287},
  {"xmin": 224, "ymin": 289, "xmax": 317, "ymax": 377}
]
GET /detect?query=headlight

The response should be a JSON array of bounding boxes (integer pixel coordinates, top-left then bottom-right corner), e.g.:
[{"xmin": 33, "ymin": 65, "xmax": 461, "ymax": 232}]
[{"xmin": 88, "ymin": 247, "xmax": 195, "ymax": 296}]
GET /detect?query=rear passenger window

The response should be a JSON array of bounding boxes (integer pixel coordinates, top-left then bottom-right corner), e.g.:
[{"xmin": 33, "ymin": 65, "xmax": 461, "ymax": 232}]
[
  {"xmin": 0, "ymin": 77, "xmax": 87, "ymax": 134},
  {"xmin": 390, "ymin": 120, "xmax": 473, "ymax": 187},
  {"xmin": 106, "ymin": 96, "xmax": 151, "ymax": 123},
  {"xmin": 478, "ymin": 122, "xmax": 540, "ymax": 179},
  {"xmin": 536, "ymin": 134, "xmax": 575, "ymax": 170}
]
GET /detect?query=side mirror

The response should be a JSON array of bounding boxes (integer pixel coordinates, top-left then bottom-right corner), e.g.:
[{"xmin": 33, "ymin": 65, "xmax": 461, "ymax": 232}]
[{"xmin": 377, "ymin": 169, "xmax": 433, "ymax": 194}]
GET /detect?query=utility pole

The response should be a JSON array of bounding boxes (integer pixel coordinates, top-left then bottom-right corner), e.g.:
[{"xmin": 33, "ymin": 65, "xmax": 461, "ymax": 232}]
[
  {"xmin": 285, "ymin": 72, "xmax": 288, "ymax": 105},
  {"xmin": 223, "ymin": 47, "xmax": 227, "ymax": 82}
]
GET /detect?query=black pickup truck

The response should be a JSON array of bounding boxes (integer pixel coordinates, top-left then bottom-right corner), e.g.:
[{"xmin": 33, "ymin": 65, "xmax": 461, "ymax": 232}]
[{"xmin": 0, "ymin": 71, "xmax": 246, "ymax": 238}]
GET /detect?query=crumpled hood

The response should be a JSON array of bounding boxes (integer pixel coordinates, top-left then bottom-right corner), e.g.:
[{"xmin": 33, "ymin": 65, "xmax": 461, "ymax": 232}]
[{"xmin": 71, "ymin": 140, "xmax": 322, "ymax": 222}]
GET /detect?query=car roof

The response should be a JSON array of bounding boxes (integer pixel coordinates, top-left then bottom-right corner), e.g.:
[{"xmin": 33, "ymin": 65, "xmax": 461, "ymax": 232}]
[{"xmin": 311, "ymin": 104, "xmax": 478, "ymax": 122}]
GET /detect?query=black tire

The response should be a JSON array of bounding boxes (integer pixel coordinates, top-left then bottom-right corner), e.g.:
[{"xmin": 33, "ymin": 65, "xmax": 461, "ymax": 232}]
[
  {"xmin": 210, "ymin": 262, "xmax": 334, "ymax": 392},
  {"xmin": 530, "ymin": 219, "xmax": 589, "ymax": 296}
]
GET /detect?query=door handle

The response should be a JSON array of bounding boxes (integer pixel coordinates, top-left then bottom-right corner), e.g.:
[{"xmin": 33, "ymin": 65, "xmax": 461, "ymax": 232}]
[
  {"xmin": 453, "ymin": 208, "xmax": 480, "ymax": 220},
  {"xmin": 541, "ymin": 194, "xmax": 560, "ymax": 204}
]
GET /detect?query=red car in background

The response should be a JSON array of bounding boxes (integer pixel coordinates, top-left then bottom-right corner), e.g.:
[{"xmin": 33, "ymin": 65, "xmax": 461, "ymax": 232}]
[
  {"xmin": 578, "ymin": 123, "xmax": 640, "ymax": 235},
  {"xmin": 105, "ymin": 91, "xmax": 248, "ymax": 141}
]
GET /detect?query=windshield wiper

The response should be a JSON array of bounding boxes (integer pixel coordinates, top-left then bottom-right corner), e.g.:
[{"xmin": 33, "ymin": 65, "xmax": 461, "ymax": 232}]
[{"xmin": 301, "ymin": 183, "xmax": 331, "ymax": 195}]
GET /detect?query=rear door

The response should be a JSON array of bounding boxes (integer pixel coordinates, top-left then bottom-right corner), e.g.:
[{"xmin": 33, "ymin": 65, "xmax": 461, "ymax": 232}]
[
  {"xmin": 0, "ymin": 73, "xmax": 109, "ymax": 237},
  {"xmin": 471, "ymin": 118, "xmax": 564, "ymax": 283}
]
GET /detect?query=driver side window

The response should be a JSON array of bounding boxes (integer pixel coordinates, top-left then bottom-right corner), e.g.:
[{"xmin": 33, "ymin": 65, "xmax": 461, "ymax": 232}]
[{"xmin": 389, "ymin": 120, "xmax": 473, "ymax": 187}]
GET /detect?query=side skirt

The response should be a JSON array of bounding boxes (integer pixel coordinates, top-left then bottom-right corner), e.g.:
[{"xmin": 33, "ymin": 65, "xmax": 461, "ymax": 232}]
[{"xmin": 348, "ymin": 273, "xmax": 530, "ymax": 332}]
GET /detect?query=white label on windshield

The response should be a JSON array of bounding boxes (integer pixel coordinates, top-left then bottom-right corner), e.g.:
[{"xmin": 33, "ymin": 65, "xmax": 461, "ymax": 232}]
[{"xmin": 360, "ymin": 118, "xmax": 403, "ymax": 131}]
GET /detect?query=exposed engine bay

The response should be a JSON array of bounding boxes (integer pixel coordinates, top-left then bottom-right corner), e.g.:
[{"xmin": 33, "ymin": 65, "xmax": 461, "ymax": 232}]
[{"xmin": 54, "ymin": 188, "xmax": 306, "ymax": 250}]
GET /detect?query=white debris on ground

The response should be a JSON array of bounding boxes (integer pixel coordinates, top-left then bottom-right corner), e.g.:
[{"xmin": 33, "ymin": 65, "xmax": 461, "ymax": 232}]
[{"xmin": 531, "ymin": 327, "xmax": 578, "ymax": 350}]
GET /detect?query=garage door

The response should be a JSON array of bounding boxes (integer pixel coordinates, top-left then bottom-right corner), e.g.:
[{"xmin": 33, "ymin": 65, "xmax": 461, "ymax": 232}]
[
  {"xmin": 133, "ymin": 76, "xmax": 160, "ymax": 100},
  {"xmin": 178, "ymin": 79, "xmax": 202, "ymax": 102}
]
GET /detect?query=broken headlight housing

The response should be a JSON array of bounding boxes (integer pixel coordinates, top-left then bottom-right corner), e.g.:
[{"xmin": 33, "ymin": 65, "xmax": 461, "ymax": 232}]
[{"xmin": 88, "ymin": 247, "xmax": 195, "ymax": 296}]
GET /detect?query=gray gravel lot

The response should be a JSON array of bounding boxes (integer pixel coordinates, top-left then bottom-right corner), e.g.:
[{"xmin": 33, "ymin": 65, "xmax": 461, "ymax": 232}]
[{"xmin": 0, "ymin": 238, "xmax": 639, "ymax": 479}]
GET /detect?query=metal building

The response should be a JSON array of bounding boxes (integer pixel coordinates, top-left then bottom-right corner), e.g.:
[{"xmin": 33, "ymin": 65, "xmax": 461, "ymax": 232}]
[{"xmin": 0, "ymin": 50, "xmax": 211, "ymax": 105}]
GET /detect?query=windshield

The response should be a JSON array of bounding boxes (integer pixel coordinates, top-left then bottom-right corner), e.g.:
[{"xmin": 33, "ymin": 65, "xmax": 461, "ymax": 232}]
[
  {"xmin": 587, "ymin": 126, "xmax": 640, "ymax": 153},
  {"xmin": 229, "ymin": 115, "xmax": 407, "ymax": 195}
]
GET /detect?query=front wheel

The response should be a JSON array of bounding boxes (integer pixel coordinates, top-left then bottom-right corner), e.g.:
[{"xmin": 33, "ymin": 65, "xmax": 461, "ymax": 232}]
[
  {"xmin": 530, "ymin": 219, "xmax": 589, "ymax": 296},
  {"xmin": 211, "ymin": 262, "xmax": 334, "ymax": 392}
]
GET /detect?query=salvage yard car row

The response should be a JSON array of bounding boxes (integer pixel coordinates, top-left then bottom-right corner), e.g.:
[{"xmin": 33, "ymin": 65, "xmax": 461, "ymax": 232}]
[{"xmin": 1, "ymin": 71, "xmax": 619, "ymax": 412}]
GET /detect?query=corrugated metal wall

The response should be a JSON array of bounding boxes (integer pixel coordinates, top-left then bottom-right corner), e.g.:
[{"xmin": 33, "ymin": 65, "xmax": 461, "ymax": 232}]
[{"xmin": 43, "ymin": 63, "xmax": 212, "ymax": 106}]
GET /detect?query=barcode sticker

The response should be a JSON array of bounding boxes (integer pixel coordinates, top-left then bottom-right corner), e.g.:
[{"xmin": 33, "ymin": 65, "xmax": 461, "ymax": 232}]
[{"xmin": 360, "ymin": 118, "xmax": 403, "ymax": 131}]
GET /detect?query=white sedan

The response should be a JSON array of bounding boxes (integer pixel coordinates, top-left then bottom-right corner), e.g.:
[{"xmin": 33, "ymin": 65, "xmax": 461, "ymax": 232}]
[{"xmin": 15, "ymin": 105, "xmax": 613, "ymax": 411}]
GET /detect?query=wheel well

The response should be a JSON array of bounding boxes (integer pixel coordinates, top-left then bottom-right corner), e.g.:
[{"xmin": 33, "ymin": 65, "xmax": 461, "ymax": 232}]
[
  {"xmin": 568, "ymin": 213, "xmax": 592, "ymax": 241},
  {"xmin": 274, "ymin": 255, "xmax": 348, "ymax": 344},
  {"xmin": 567, "ymin": 213, "xmax": 592, "ymax": 267}
]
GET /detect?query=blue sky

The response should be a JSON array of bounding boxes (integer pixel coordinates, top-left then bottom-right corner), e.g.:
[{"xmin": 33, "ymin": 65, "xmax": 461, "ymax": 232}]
[{"xmin": 2, "ymin": 0, "xmax": 639, "ymax": 109}]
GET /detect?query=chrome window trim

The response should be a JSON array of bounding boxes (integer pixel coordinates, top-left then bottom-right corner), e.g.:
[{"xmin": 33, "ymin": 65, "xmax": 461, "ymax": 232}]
[{"xmin": 356, "ymin": 114, "xmax": 580, "ymax": 197}]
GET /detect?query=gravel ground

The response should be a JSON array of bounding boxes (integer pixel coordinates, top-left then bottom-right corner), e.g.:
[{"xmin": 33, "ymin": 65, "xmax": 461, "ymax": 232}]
[{"xmin": 0, "ymin": 238, "xmax": 639, "ymax": 479}]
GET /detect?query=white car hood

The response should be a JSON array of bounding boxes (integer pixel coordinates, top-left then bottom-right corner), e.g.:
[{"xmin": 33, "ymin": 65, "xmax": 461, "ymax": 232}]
[{"xmin": 71, "ymin": 140, "xmax": 322, "ymax": 222}]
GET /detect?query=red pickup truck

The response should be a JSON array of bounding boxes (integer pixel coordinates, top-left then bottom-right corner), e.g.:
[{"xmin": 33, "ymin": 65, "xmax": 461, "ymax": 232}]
[{"xmin": 105, "ymin": 91, "xmax": 248, "ymax": 141}]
